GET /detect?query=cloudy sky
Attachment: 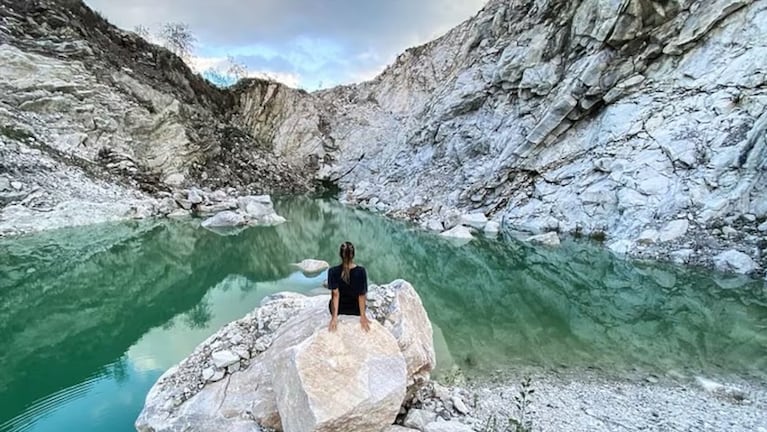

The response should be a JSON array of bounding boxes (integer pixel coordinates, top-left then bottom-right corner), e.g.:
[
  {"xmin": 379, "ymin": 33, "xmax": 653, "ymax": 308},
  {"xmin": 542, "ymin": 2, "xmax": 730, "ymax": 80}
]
[{"xmin": 84, "ymin": 0, "xmax": 487, "ymax": 90}]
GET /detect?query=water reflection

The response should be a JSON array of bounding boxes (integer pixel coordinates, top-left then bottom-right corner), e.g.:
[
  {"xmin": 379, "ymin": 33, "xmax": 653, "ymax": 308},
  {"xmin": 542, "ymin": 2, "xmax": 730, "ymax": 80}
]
[{"xmin": 0, "ymin": 197, "xmax": 766, "ymax": 432}]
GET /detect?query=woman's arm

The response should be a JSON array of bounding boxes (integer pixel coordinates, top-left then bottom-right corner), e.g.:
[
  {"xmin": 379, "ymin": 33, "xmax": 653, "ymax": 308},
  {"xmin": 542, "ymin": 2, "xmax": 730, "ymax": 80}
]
[
  {"xmin": 358, "ymin": 294, "xmax": 370, "ymax": 332},
  {"xmin": 329, "ymin": 289, "xmax": 339, "ymax": 331},
  {"xmin": 358, "ymin": 268, "xmax": 370, "ymax": 332}
]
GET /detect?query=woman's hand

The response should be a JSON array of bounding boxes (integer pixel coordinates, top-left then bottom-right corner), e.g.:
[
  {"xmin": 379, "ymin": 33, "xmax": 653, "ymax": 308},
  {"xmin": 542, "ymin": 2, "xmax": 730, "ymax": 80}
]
[
  {"xmin": 328, "ymin": 317, "xmax": 338, "ymax": 332},
  {"xmin": 360, "ymin": 315, "xmax": 371, "ymax": 332}
]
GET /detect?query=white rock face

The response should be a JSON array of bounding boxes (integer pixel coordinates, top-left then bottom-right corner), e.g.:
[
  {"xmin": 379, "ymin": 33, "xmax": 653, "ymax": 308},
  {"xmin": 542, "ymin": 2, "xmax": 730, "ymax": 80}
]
[
  {"xmin": 227, "ymin": 0, "xmax": 767, "ymax": 274},
  {"xmin": 713, "ymin": 250, "xmax": 759, "ymax": 274},
  {"xmin": 294, "ymin": 259, "xmax": 330, "ymax": 274},
  {"xmin": 270, "ymin": 315, "xmax": 407, "ymax": 432}
]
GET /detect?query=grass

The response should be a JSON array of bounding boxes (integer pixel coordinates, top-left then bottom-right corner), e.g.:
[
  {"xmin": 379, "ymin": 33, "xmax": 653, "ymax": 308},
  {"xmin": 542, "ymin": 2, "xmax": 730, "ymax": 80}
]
[
  {"xmin": 0, "ymin": 125, "xmax": 33, "ymax": 142},
  {"xmin": 481, "ymin": 377, "xmax": 536, "ymax": 432}
]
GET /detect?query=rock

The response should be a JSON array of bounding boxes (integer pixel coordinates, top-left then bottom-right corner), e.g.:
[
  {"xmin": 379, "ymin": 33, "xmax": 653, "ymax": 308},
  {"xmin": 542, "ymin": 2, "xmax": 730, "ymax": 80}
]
[
  {"xmin": 237, "ymin": 195, "xmax": 274, "ymax": 217},
  {"xmin": 201, "ymin": 211, "xmax": 246, "ymax": 228},
  {"xmin": 526, "ymin": 232, "xmax": 561, "ymax": 246},
  {"xmin": 695, "ymin": 376, "xmax": 726, "ymax": 393},
  {"xmin": 722, "ymin": 226, "xmax": 738, "ymax": 237},
  {"xmin": 167, "ymin": 209, "xmax": 191, "ymax": 219},
  {"xmin": 294, "ymin": 259, "xmax": 330, "ymax": 274},
  {"xmin": 423, "ymin": 421, "xmax": 474, "ymax": 432},
  {"xmin": 164, "ymin": 174, "xmax": 185, "ymax": 186},
  {"xmin": 636, "ymin": 229, "xmax": 659, "ymax": 245},
  {"xmin": 269, "ymin": 313, "xmax": 407, "ymax": 432},
  {"xmin": 608, "ymin": 240, "xmax": 633, "ymax": 255},
  {"xmin": 483, "ymin": 221, "xmax": 500, "ymax": 235},
  {"xmin": 384, "ymin": 427, "xmax": 419, "ymax": 432},
  {"xmin": 459, "ymin": 213, "xmax": 488, "ymax": 229},
  {"xmin": 451, "ymin": 396, "xmax": 469, "ymax": 414},
  {"xmin": 211, "ymin": 350, "xmax": 240, "ymax": 369},
  {"xmin": 0, "ymin": 177, "xmax": 10, "ymax": 191},
  {"xmin": 376, "ymin": 280, "xmax": 436, "ymax": 390},
  {"xmin": 424, "ymin": 219, "xmax": 444, "ymax": 232},
  {"xmin": 670, "ymin": 249, "xmax": 694, "ymax": 265},
  {"xmin": 10, "ymin": 181, "xmax": 23, "ymax": 191},
  {"xmin": 658, "ymin": 220, "xmax": 689, "ymax": 243},
  {"xmin": 440, "ymin": 225, "xmax": 474, "ymax": 240},
  {"xmin": 187, "ymin": 188, "xmax": 204, "ymax": 205},
  {"xmin": 713, "ymin": 250, "xmax": 758, "ymax": 275},
  {"xmin": 404, "ymin": 409, "xmax": 438, "ymax": 430},
  {"xmin": 759, "ymin": 221, "xmax": 767, "ymax": 232}
]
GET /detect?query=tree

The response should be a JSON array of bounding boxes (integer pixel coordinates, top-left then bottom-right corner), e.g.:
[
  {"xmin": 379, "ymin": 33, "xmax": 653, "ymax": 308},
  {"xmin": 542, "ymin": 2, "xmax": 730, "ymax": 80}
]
[
  {"xmin": 226, "ymin": 55, "xmax": 248, "ymax": 81},
  {"xmin": 160, "ymin": 22, "xmax": 196, "ymax": 61},
  {"xmin": 133, "ymin": 24, "xmax": 151, "ymax": 39}
]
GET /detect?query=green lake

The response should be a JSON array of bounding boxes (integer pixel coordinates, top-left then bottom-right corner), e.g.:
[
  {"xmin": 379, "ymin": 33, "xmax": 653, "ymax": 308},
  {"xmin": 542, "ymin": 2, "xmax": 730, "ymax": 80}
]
[{"xmin": 1, "ymin": 198, "xmax": 766, "ymax": 432}]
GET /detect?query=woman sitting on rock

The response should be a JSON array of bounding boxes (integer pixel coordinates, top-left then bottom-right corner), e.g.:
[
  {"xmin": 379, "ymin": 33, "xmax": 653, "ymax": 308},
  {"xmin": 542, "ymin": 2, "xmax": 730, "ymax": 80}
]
[{"xmin": 327, "ymin": 241, "xmax": 371, "ymax": 332}]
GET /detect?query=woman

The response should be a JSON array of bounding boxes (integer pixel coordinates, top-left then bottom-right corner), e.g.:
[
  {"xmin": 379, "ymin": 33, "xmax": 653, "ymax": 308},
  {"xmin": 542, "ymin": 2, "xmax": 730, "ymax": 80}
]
[{"xmin": 327, "ymin": 241, "xmax": 371, "ymax": 332}]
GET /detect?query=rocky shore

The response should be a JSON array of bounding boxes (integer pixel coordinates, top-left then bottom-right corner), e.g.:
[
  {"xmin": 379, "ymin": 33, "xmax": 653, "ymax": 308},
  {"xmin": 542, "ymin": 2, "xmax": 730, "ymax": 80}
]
[{"xmin": 134, "ymin": 280, "xmax": 767, "ymax": 432}]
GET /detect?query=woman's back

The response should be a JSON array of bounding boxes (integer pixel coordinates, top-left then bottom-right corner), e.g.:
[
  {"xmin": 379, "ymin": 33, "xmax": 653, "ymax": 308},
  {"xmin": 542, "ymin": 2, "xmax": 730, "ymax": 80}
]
[{"xmin": 327, "ymin": 265, "xmax": 367, "ymax": 316}]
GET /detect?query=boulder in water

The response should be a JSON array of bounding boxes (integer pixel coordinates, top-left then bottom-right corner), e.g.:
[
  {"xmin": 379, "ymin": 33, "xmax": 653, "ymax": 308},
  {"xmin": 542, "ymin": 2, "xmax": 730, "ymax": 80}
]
[
  {"xmin": 200, "ymin": 210, "xmax": 246, "ymax": 228},
  {"xmin": 294, "ymin": 259, "xmax": 330, "ymax": 274}
]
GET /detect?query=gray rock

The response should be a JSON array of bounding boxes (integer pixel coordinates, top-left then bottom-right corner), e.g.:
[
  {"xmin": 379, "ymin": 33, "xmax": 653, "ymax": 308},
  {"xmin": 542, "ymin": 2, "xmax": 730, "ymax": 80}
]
[
  {"xmin": 440, "ymin": 226, "xmax": 474, "ymax": 241},
  {"xmin": 423, "ymin": 421, "xmax": 474, "ymax": 432},
  {"xmin": 211, "ymin": 350, "xmax": 240, "ymax": 369},
  {"xmin": 451, "ymin": 396, "xmax": 469, "ymax": 415},
  {"xmin": 758, "ymin": 222, "xmax": 767, "ymax": 232},
  {"xmin": 10, "ymin": 181, "xmax": 23, "ymax": 191},
  {"xmin": 459, "ymin": 213, "xmax": 488, "ymax": 230},
  {"xmin": 187, "ymin": 188, "xmax": 204, "ymax": 205},
  {"xmin": 659, "ymin": 220, "xmax": 689, "ymax": 243},
  {"xmin": 713, "ymin": 250, "xmax": 758, "ymax": 275},
  {"xmin": 201, "ymin": 211, "xmax": 246, "ymax": 228},
  {"xmin": 404, "ymin": 409, "xmax": 438, "ymax": 430}
]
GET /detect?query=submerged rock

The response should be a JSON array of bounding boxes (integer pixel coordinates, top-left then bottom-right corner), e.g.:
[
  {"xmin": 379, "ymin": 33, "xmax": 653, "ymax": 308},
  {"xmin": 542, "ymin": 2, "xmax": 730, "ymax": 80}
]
[
  {"xmin": 201, "ymin": 210, "xmax": 247, "ymax": 228},
  {"xmin": 527, "ymin": 232, "xmax": 561, "ymax": 247}
]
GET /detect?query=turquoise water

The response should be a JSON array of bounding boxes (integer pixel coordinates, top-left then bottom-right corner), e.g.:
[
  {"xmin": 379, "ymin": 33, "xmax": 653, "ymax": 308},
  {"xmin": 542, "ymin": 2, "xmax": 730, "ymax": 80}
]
[{"xmin": 1, "ymin": 198, "xmax": 766, "ymax": 431}]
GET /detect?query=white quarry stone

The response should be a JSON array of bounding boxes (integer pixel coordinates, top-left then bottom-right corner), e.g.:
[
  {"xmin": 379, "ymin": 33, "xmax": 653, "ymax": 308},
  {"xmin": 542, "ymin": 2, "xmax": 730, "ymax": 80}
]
[
  {"xmin": 404, "ymin": 409, "xmax": 437, "ymax": 430},
  {"xmin": 459, "ymin": 213, "xmax": 488, "ymax": 229},
  {"xmin": 713, "ymin": 250, "xmax": 758, "ymax": 275},
  {"xmin": 440, "ymin": 225, "xmax": 474, "ymax": 240},
  {"xmin": 658, "ymin": 220, "xmax": 689, "ymax": 243},
  {"xmin": 211, "ymin": 350, "xmax": 240, "ymax": 369}
]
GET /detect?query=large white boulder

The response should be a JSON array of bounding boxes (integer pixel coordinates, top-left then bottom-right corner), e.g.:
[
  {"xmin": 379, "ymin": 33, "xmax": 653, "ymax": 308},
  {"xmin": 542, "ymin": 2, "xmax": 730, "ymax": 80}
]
[
  {"xmin": 440, "ymin": 225, "xmax": 474, "ymax": 240},
  {"xmin": 269, "ymin": 311, "xmax": 407, "ymax": 432},
  {"xmin": 200, "ymin": 210, "xmax": 246, "ymax": 228},
  {"xmin": 369, "ymin": 280, "xmax": 436, "ymax": 392}
]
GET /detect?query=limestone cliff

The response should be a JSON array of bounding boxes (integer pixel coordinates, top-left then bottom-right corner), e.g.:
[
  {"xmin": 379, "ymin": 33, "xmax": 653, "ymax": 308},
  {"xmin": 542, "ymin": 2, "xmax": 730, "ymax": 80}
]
[
  {"xmin": 0, "ymin": 0, "xmax": 311, "ymax": 236},
  {"xmin": 232, "ymin": 0, "xmax": 767, "ymax": 274}
]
